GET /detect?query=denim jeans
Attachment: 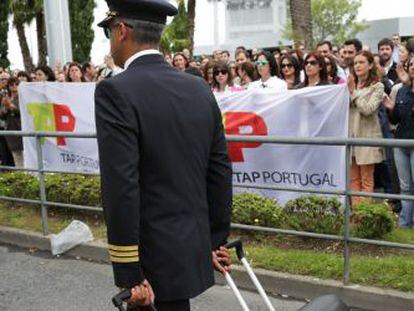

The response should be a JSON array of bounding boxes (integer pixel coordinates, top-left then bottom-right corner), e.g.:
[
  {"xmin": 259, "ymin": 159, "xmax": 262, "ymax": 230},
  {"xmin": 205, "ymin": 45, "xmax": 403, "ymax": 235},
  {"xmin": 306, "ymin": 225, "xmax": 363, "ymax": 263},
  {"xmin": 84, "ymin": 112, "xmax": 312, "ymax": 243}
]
[{"xmin": 394, "ymin": 147, "xmax": 414, "ymax": 228}]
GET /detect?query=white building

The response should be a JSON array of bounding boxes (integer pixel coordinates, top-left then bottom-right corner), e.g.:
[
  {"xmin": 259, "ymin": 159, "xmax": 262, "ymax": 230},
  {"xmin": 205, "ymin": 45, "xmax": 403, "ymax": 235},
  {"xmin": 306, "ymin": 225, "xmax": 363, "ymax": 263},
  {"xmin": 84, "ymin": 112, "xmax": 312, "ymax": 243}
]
[{"xmin": 194, "ymin": 0, "xmax": 290, "ymax": 56}]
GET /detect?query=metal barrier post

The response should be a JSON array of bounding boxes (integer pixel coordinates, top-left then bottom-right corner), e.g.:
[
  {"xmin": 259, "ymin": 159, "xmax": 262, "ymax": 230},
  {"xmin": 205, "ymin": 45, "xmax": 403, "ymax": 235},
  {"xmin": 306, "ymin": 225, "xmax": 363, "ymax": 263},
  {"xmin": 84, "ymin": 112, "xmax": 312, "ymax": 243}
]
[
  {"xmin": 35, "ymin": 136, "xmax": 48, "ymax": 235},
  {"xmin": 343, "ymin": 144, "xmax": 351, "ymax": 285}
]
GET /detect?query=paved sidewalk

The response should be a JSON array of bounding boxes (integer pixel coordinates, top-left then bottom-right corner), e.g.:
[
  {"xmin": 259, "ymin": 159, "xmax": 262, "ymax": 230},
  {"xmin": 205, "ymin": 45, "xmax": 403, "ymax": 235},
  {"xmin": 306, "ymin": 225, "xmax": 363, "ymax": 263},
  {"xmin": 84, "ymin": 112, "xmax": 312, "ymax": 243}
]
[{"xmin": 0, "ymin": 244, "xmax": 305, "ymax": 311}]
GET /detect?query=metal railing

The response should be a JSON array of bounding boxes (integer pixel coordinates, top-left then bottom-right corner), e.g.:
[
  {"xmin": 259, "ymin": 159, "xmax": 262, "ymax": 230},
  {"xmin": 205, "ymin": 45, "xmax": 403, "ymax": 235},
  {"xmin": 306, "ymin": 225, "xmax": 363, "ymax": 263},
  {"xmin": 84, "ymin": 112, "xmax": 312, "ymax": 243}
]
[{"xmin": 1, "ymin": 131, "xmax": 413, "ymax": 287}]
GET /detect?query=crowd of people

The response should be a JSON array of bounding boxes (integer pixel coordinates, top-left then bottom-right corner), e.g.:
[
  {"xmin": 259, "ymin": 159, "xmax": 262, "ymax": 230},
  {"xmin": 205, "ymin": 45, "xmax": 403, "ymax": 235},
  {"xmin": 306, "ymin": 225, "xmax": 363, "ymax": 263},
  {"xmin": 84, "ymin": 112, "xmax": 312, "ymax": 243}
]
[{"xmin": 0, "ymin": 33, "xmax": 413, "ymax": 228}]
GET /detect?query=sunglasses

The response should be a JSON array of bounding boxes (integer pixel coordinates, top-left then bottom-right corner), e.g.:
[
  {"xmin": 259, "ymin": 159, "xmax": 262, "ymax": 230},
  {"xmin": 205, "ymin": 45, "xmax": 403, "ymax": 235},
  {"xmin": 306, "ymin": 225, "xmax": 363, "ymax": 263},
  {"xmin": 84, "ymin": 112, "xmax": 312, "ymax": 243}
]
[
  {"xmin": 305, "ymin": 60, "xmax": 318, "ymax": 66},
  {"xmin": 214, "ymin": 70, "xmax": 228, "ymax": 75},
  {"xmin": 255, "ymin": 60, "xmax": 268, "ymax": 66},
  {"xmin": 281, "ymin": 63, "xmax": 293, "ymax": 69},
  {"xmin": 103, "ymin": 22, "xmax": 133, "ymax": 39}
]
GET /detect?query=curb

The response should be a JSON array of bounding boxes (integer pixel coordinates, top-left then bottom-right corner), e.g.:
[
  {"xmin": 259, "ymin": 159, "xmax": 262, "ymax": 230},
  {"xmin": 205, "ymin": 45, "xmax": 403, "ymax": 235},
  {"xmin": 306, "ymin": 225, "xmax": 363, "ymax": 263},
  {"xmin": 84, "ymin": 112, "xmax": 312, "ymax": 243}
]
[{"xmin": 1, "ymin": 226, "xmax": 413, "ymax": 311}]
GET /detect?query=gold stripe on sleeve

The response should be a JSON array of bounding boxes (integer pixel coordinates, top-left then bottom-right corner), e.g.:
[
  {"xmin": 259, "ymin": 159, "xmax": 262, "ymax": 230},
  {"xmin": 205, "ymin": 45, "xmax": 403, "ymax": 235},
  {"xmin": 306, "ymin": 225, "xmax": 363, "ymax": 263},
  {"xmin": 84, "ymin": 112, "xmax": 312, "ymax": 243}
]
[
  {"xmin": 108, "ymin": 244, "xmax": 138, "ymax": 252},
  {"xmin": 110, "ymin": 255, "xmax": 139, "ymax": 263},
  {"xmin": 109, "ymin": 250, "xmax": 139, "ymax": 257}
]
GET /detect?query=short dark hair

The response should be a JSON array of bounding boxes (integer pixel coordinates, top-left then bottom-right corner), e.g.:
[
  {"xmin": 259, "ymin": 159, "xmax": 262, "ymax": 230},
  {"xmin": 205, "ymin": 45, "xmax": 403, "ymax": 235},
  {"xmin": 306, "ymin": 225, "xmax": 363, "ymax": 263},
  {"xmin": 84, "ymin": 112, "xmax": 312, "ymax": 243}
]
[
  {"xmin": 221, "ymin": 50, "xmax": 230, "ymax": 57},
  {"xmin": 82, "ymin": 62, "xmax": 93, "ymax": 73},
  {"xmin": 17, "ymin": 71, "xmax": 31, "ymax": 82},
  {"xmin": 35, "ymin": 65, "xmax": 56, "ymax": 81},
  {"xmin": 317, "ymin": 40, "xmax": 332, "ymax": 51},
  {"xmin": 377, "ymin": 38, "xmax": 394, "ymax": 50},
  {"xmin": 121, "ymin": 18, "xmax": 164, "ymax": 46},
  {"xmin": 344, "ymin": 38, "xmax": 362, "ymax": 52}
]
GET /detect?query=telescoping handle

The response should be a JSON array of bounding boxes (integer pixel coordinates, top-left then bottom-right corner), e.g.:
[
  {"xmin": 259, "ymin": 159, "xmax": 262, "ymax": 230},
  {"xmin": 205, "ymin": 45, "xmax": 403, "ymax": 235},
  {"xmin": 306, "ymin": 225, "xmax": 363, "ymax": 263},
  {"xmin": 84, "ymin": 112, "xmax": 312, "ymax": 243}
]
[
  {"xmin": 224, "ymin": 240, "xmax": 276, "ymax": 311},
  {"xmin": 112, "ymin": 289, "xmax": 157, "ymax": 311}
]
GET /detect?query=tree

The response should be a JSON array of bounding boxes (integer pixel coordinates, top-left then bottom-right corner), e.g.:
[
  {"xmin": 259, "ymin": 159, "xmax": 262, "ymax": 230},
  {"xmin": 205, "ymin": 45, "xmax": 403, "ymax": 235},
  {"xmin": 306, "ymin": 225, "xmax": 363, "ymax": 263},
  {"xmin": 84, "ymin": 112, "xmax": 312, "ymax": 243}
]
[
  {"xmin": 186, "ymin": 0, "xmax": 196, "ymax": 56},
  {"xmin": 68, "ymin": 0, "xmax": 95, "ymax": 63},
  {"xmin": 0, "ymin": 0, "xmax": 10, "ymax": 68},
  {"xmin": 160, "ymin": 0, "xmax": 189, "ymax": 54},
  {"xmin": 312, "ymin": 0, "xmax": 368, "ymax": 45},
  {"xmin": 9, "ymin": 0, "xmax": 36, "ymax": 72},
  {"xmin": 289, "ymin": 0, "xmax": 313, "ymax": 49}
]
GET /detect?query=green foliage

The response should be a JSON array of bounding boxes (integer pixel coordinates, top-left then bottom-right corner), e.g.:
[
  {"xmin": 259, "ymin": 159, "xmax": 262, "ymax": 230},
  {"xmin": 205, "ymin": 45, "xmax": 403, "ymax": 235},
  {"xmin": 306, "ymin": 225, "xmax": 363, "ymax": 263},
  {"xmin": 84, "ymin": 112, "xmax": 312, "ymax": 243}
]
[
  {"xmin": 69, "ymin": 0, "xmax": 96, "ymax": 63},
  {"xmin": 160, "ymin": 0, "xmax": 190, "ymax": 54},
  {"xmin": 311, "ymin": 0, "xmax": 368, "ymax": 45},
  {"xmin": 0, "ymin": 0, "xmax": 10, "ymax": 68},
  {"xmin": 0, "ymin": 172, "xmax": 101, "ymax": 206},
  {"xmin": 283, "ymin": 0, "xmax": 368, "ymax": 47},
  {"xmin": 284, "ymin": 196, "xmax": 343, "ymax": 234},
  {"xmin": 352, "ymin": 202, "xmax": 395, "ymax": 239},
  {"xmin": 232, "ymin": 192, "xmax": 284, "ymax": 227},
  {"xmin": 9, "ymin": 0, "xmax": 39, "ymax": 24}
]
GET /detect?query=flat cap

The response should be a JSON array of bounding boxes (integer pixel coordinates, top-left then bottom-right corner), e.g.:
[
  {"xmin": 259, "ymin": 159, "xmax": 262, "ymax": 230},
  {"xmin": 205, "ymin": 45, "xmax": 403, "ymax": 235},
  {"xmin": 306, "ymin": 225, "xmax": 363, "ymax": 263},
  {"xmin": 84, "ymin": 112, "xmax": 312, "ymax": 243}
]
[{"xmin": 97, "ymin": 0, "xmax": 178, "ymax": 27}]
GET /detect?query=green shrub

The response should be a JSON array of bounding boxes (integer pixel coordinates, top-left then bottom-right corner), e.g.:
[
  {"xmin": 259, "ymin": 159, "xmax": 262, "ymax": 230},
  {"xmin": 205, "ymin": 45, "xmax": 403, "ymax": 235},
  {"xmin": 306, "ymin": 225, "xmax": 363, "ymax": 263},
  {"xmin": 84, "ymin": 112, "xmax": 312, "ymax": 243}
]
[
  {"xmin": 0, "ymin": 172, "xmax": 102, "ymax": 207},
  {"xmin": 284, "ymin": 196, "xmax": 343, "ymax": 234},
  {"xmin": 232, "ymin": 192, "xmax": 284, "ymax": 227},
  {"xmin": 352, "ymin": 202, "xmax": 394, "ymax": 239},
  {"xmin": 0, "ymin": 172, "xmax": 39, "ymax": 199}
]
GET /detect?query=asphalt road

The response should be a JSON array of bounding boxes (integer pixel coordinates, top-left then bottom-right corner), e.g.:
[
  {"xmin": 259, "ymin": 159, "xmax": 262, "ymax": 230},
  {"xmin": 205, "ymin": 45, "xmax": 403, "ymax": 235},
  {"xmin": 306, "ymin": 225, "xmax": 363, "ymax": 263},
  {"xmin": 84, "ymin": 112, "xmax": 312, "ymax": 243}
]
[{"xmin": 0, "ymin": 244, "xmax": 306, "ymax": 311}]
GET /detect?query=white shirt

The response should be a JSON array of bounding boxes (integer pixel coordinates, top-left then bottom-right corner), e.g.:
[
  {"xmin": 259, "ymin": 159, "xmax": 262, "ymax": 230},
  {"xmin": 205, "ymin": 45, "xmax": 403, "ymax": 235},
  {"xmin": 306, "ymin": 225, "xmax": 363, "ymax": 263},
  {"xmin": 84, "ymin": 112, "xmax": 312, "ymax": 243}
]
[
  {"xmin": 248, "ymin": 76, "xmax": 288, "ymax": 92},
  {"xmin": 124, "ymin": 49, "xmax": 162, "ymax": 70}
]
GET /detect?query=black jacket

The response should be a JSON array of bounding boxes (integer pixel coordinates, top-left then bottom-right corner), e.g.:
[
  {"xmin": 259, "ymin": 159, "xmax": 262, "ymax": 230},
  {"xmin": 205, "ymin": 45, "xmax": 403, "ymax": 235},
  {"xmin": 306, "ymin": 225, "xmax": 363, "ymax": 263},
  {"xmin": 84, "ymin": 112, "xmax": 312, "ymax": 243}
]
[
  {"xmin": 95, "ymin": 54, "xmax": 232, "ymax": 301},
  {"xmin": 389, "ymin": 85, "xmax": 414, "ymax": 139}
]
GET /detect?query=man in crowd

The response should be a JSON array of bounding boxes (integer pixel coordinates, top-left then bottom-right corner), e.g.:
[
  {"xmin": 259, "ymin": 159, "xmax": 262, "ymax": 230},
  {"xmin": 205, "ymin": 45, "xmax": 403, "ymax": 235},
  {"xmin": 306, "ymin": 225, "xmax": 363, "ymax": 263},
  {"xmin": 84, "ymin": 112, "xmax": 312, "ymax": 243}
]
[
  {"xmin": 378, "ymin": 38, "xmax": 398, "ymax": 83},
  {"xmin": 316, "ymin": 40, "xmax": 346, "ymax": 80},
  {"xmin": 220, "ymin": 50, "xmax": 231, "ymax": 64},
  {"xmin": 82, "ymin": 62, "xmax": 97, "ymax": 82},
  {"xmin": 392, "ymin": 33, "xmax": 402, "ymax": 63},
  {"xmin": 95, "ymin": 0, "xmax": 232, "ymax": 310},
  {"xmin": 343, "ymin": 38, "xmax": 363, "ymax": 76}
]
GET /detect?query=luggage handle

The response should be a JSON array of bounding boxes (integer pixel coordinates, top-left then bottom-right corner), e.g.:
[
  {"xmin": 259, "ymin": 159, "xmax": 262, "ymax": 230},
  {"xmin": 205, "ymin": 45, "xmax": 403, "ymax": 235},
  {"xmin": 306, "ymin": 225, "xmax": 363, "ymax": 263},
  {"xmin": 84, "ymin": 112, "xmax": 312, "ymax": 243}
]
[
  {"xmin": 224, "ymin": 239, "xmax": 245, "ymax": 261},
  {"xmin": 112, "ymin": 289, "xmax": 157, "ymax": 311}
]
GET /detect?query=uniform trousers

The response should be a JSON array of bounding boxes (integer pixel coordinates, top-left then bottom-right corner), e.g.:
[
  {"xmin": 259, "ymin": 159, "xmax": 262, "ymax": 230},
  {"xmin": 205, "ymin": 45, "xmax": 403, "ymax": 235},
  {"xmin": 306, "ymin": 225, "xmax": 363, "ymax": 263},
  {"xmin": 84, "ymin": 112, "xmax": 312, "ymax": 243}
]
[{"xmin": 127, "ymin": 299, "xmax": 190, "ymax": 311}]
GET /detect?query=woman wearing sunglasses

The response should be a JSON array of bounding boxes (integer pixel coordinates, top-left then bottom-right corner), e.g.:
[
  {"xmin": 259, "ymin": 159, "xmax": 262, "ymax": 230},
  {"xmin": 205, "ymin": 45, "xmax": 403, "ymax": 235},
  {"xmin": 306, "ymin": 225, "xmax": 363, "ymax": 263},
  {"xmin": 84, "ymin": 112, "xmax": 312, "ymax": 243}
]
[
  {"xmin": 280, "ymin": 55, "xmax": 301, "ymax": 89},
  {"xmin": 248, "ymin": 51, "xmax": 287, "ymax": 91},
  {"xmin": 211, "ymin": 62, "xmax": 243, "ymax": 94},
  {"xmin": 296, "ymin": 52, "xmax": 330, "ymax": 88},
  {"xmin": 348, "ymin": 50, "xmax": 385, "ymax": 207}
]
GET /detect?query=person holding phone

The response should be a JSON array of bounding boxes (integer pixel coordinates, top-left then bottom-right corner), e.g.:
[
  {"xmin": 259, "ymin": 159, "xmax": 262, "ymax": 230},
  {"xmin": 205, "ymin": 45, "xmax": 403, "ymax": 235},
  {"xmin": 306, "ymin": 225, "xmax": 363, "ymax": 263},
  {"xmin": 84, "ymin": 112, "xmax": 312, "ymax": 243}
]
[{"xmin": 383, "ymin": 55, "xmax": 414, "ymax": 228}]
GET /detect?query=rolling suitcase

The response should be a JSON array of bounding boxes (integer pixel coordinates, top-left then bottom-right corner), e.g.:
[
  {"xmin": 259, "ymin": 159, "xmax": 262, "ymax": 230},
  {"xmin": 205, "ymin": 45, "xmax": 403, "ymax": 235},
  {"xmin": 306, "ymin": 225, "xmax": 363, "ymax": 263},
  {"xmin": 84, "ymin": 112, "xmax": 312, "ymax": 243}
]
[{"xmin": 224, "ymin": 240, "xmax": 350, "ymax": 311}]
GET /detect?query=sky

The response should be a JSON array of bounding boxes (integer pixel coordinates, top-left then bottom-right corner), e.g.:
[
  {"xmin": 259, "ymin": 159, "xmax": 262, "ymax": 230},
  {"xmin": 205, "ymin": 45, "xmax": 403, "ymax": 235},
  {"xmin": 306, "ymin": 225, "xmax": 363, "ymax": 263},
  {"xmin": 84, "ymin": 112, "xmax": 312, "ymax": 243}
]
[{"xmin": 6, "ymin": 0, "xmax": 414, "ymax": 69}]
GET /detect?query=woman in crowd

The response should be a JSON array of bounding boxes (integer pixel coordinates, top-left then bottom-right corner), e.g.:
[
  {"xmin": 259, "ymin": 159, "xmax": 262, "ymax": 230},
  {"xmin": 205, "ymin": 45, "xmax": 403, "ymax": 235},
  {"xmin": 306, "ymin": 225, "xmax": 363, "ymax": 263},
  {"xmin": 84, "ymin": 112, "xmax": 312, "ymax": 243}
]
[
  {"xmin": 296, "ymin": 52, "xmax": 330, "ymax": 88},
  {"xmin": 16, "ymin": 71, "xmax": 31, "ymax": 83},
  {"xmin": 399, "ymin": 43, "xmax": 410, "ymax": 70},
  {"xmin": 66, "ymin": 62, "xmax": 86, "ymax": 82},
  {"xmin": 383, "ymin": 55, "xmax": 414, "ymax": 228},
  {"xmin": 236, "ymin": 62, "xmax": 257, "ymax": 89},
  {"xmin": 202, "ymin": 61, "xmax": 215, "ymax": 87},
  {"xmin": 172, "ymin": 52, "xmax": 189, "ymax": 72},
  {"xmin": 280, "ymin": 55, "xmax": 301, "ymax": 89},
  {"xmin": 348, "ymin": 50, "xmax": 385, "ymax": 207},
  {"xmin": 211, "ymin": 62, "xmax": 243, "ymax": 94},
  {"xmin": 249, "ymin": 51, "xmax": 287, "ymax": 91},
  {"xmin": 34, "ymin": 66, "xmax": 56, "ymax": 82},
  {"xmin": 0, "ymin": 78, "xmax": 23, "ymax": 167},
  {"xmin": 325, "ymin": 55, "xmax": 346, "ymax": 84},
  {"xmin": 235, "ymin": 50, "xmax": 250, "ymax": 65}
]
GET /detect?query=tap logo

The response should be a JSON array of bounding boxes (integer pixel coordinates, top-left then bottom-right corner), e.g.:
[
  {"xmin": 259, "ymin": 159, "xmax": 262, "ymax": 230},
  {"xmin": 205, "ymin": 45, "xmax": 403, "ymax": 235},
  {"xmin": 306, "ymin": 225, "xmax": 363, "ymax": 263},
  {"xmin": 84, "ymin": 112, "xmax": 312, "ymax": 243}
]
[
  {"xmin": 27, "ymin": 103, "xmax": 76, "ymax": 146},
  {"xmin": 222, "ymin": 112, "xmax": 268, "ymax": 162}
]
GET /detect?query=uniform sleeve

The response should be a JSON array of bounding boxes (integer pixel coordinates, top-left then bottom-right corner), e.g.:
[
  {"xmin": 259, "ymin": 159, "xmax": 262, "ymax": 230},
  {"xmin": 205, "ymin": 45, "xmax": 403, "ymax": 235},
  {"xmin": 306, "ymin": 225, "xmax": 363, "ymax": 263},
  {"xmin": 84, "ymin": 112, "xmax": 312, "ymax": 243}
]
[
  {"xmin": 206, "ymin": 94, "xmax": 233, "ymax": 250},
  {"xmin": 353, "ymin": 82, "xmax": 384, "ymax": 116},
  {"xmin": 95, "ymin": 80, "xmax": 144, "ymax": 288}
]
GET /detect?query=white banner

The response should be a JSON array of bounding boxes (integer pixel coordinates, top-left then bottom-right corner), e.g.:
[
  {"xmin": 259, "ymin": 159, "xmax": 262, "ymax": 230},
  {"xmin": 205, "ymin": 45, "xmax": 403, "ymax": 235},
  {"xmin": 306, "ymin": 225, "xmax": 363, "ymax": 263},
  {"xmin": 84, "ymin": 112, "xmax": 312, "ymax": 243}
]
[
  {"xmin": 218, "ymin": 85, "xmax": 349, "ymax": 203},
  {"xmin": 19, "ymin": 83, "xmax": 349, "ymax": 203},
  {"xmin": 19, "ymin": 82, "xmax": 99, "ymax": 173}
]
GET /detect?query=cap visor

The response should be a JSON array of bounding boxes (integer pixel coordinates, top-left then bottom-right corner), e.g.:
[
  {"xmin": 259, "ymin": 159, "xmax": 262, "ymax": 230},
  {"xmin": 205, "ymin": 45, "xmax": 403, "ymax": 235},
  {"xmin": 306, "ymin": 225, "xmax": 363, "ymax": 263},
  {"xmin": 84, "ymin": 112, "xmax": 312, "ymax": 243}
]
[{"xmin": 97, "ymin": 15, "xmax": 114, "ymax": 28}]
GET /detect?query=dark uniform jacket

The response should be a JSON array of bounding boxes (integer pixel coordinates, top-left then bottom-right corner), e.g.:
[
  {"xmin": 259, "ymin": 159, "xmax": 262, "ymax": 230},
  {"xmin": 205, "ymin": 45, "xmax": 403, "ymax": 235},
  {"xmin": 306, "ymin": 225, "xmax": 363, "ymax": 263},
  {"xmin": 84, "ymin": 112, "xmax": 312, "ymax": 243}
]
[{"xmin": 95, "ymin": 53, "xmax": 232, "ymax": 301}]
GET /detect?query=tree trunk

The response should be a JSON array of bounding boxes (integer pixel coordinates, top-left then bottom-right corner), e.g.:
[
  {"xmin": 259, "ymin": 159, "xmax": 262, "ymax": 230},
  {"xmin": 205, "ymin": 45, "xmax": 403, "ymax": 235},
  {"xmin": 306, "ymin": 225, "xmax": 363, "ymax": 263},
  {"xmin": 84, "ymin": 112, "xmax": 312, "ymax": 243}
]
[
  {"xmin": 289, "ymin": 0, "xmax": 313, "ymax": 49},
  {"xmin": 14, "ymin": 20, "xmax": 34, "ymax": 72},
  {"xmin": 36, "ymin": 10, "xmax": 47, "ymax": 67},
  {"xmin": 187, "ymin": 0, "xmax": 196, "ymax": 57}
]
